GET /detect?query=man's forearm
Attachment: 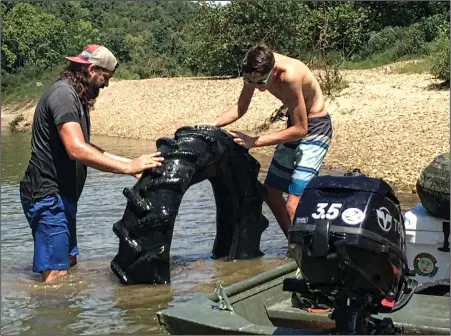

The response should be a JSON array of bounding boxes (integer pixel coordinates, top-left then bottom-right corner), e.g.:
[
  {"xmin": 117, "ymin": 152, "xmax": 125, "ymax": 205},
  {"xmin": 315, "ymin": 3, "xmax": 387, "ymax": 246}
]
[
  {"xmin": 215, "ymin": 103, "xmax": 245, "ymax": 127},
  {"xmin": 90, "ymin": 143, "xmax": 132, "ymax": 163},
  {"xmin": 103, "ymin": 152, "xmax": 132, "ymax": 163},
  {"xmin": 254, "ymin": 126, "xmax": 307, "ymax": 147},
  {"xmin": 70, "ymin": 143, "xmax": 131, "ymax": 174}
]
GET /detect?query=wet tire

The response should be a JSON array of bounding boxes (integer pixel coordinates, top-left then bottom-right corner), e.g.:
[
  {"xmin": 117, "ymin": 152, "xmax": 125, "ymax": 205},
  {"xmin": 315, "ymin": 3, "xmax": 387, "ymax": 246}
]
[
  {"xmin": 416, "ymin": 153, "xmax": 450, "ymax": 220},
  {"xmin": 111, "ymin": 126, "xmax": 269, "ymax": 285}
]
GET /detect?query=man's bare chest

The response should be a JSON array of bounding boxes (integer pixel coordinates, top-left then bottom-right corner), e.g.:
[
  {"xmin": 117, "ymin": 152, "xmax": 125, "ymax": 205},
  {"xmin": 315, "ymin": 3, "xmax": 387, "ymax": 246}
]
[{"xmin": 268, "ymin": 84, "xmax": 304, "ymax": 107}]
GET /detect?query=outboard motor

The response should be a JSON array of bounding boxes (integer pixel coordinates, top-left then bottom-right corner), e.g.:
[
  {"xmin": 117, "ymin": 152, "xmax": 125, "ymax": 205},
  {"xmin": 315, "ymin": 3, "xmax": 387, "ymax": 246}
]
[{"xmin": 283, "ymin": 171, "xmax": 418, "ymax": 335}]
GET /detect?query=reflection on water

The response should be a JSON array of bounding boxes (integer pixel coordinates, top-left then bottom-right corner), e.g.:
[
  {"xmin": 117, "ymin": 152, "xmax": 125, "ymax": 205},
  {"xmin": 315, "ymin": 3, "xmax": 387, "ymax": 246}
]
[{"xmin": 1, "ymin": 131, "xmax": 420, "ymax": 335}]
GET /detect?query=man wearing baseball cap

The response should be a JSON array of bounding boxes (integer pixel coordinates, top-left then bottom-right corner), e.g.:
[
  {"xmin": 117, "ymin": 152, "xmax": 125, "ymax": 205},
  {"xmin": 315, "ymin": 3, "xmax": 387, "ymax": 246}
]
[
  {"xmin": 65, "ymin": 44, "xmax": 119, "ymax": 72},
  {"xmin": 19, "ymin": 44, "xmax": 164, "ymax": 283}
]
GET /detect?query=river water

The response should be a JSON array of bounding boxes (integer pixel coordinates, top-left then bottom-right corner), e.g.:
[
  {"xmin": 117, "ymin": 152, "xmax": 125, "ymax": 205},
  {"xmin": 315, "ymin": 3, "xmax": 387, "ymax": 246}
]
[{"xmin": 1, "ymin": 131, "xmax": 420, "ymax": 335}]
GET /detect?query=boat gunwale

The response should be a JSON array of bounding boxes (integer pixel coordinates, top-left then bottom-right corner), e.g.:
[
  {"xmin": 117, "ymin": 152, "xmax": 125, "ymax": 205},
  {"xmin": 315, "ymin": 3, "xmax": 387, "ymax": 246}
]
[{"xmin": 207, "ymin": 260, "xmax": 298, "ymax": 302}]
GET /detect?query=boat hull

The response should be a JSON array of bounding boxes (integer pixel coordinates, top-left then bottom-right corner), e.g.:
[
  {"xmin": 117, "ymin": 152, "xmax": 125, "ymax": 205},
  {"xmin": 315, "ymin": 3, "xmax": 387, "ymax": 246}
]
[{"xmin": 157, "ymin": 261, "xmax": 450, "ymax": 335}]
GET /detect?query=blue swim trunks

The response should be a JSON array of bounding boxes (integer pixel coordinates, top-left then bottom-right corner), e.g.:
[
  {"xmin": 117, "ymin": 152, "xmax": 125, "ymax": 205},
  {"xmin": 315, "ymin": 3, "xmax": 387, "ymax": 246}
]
[
  {"xmin": 20, "ymin": 194, "xmax": 79, "ymax": 273},
  {"xmin": 264, "ymin": 114, "xmax": 333, "ymax": 196}
]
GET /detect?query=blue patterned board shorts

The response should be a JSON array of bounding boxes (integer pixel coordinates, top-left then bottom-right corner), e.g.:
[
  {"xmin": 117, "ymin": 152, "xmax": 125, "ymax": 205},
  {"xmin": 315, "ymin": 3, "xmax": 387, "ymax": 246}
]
[{"xmin": 264, "ymin": 114, "xmax": 333, "ymax": 196}]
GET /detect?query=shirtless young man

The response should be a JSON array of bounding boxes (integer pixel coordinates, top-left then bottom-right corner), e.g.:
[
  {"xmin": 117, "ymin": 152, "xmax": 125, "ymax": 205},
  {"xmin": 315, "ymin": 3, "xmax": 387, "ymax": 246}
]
[{"xmin": 210, "ymin": 44, "xmax": 333, "ymax": 237}]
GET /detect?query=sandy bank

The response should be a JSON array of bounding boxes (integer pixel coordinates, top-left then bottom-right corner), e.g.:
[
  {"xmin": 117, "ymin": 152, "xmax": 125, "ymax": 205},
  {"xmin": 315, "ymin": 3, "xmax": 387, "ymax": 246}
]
[{"xmin": 3, "ymin": 65, "xmax": 449, "ymax": 192}]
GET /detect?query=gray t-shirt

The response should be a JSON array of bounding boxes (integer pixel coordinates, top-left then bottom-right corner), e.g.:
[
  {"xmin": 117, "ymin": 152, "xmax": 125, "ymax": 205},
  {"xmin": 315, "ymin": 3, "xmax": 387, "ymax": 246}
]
[{"xmin": 20, "ymin": 78, "xmax": 91, "ymax": 202}]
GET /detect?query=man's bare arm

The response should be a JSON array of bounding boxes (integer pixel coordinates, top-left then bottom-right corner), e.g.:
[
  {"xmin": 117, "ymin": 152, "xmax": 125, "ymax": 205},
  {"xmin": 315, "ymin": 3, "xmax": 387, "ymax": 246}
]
[
  {"xmin": 58, "ymin": 122, "xmax": 163, "ymax": 175},
  {"xmin": 253, "ymin": 81, "xmax": 308, "ymax": 147},
  {"xmin": 104, "ymin": 152, "xmax": 132, "ymax": 163},
  {"xmin": 90, "ymin": 143, "xmax": 132, "ymax": 163},
  {"xmin": 214, "ymin": 83, "xmax": 254, "ymax": 127}
]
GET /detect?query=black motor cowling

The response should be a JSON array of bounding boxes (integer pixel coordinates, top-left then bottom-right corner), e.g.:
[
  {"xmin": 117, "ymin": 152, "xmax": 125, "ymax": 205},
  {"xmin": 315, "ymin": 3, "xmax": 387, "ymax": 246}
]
[{"xmin": 286, "ymin": 172, "xmax": 417, "ymax": 325}]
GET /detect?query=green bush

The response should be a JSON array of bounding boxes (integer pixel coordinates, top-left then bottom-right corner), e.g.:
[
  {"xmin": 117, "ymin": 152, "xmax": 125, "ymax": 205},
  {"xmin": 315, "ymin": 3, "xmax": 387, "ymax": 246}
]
[
  {"xmin": 359, "ymin": 21, "xmax": 433, "ymax": 62},
  {"xmin": 429, "ymin": 31, "xmax": 450, "ymax": 82},
  {"xmin": 2, "ymin": 65, "xmax": 63, "ymax": 104},
  {"xmin": 420, "ymin": 14, "xmax": 448, "ymax": 42},
  {"xmin": 310, "ymin": 51, "xmax": 348, "ymax": 98},
  {"xmin": 2, "ymin": 65, "xmax": 47, "ymax": 92},
  {"xmin": 114, "ymin": 64, "xmax": 140, "ymax": 80},
  {"xmin": 362, "ymin": 27, "xmax": 398, "ymax": 57},
  {"xmin": 392, "ymin": 23, "xmax": 426, "ymax": 59}
]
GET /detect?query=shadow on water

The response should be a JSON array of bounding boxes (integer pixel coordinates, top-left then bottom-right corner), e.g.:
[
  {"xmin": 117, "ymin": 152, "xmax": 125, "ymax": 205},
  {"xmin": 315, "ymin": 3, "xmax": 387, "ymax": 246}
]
[{"xmin": 1, "ymin": 131, "xmax": 420, "ymax": 335}]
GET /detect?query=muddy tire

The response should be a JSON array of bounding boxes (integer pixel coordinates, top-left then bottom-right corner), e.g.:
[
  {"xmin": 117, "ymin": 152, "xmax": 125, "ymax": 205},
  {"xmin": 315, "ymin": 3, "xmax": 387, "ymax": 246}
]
[
  {"xmin": 111, "ymin": 126, "xmax": 269, "ymax": 285},
  {"xmin": 416, "ymin": 153, "xmax": 450, "ymax": 220}
]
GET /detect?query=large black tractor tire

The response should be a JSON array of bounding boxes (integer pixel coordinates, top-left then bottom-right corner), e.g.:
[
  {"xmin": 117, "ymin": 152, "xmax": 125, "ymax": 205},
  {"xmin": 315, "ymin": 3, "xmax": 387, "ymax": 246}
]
[
  {"xmin": 416, "ymin": 153, "xmax": 450, "ymax": 220},
  {"xmin": 111, "ymin": 126, "xmax": 269, "ymax": 285}
]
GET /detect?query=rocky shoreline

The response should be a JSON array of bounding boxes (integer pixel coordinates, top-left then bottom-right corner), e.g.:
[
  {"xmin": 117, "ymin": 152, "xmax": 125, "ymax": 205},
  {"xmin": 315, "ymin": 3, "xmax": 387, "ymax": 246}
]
[{"xmin": 3, "ymin": 66, "xmax": 449, "ymax": 192}]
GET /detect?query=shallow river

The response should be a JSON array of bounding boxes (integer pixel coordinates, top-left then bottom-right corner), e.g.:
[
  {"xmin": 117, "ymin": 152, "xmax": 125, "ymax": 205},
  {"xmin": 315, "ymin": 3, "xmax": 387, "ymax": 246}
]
[{"xmin": 1, "ymin": 131, "xmax": 420, "ymax": 335}]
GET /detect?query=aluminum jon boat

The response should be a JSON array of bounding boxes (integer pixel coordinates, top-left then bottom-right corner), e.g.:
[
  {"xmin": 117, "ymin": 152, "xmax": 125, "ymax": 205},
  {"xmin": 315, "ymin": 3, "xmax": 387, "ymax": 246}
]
[{"xmin": 157, "ymin": 261, "xmax": 449, "ymax": 335}]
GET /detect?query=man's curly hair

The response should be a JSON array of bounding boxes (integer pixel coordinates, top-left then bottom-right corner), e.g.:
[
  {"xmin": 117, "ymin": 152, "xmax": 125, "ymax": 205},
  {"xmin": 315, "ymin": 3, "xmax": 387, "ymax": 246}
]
[{"xmin": 60, "ymin": 63, "xmax": 100, "ymax": 111}]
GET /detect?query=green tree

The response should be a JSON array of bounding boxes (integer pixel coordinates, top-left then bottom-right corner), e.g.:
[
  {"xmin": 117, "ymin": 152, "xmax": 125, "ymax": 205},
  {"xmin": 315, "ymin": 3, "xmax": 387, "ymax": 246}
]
[
  {"xmin": 308, "ymin": 2, "xmax": 371, "ymax": 59},
  {"xmin": 357, "ymin": 1, "xmax": 448, "ymax": 30},
  {"xmin": 184, "ymin": 1, "xmax": 311, "ymax": 76},
  {"xmin": 183, "ymin": 1, "xmax": 371, "ymax": 76},
  {"xmin": 1, "ymin": 3, "xmax": 69, "ymax": 71}
]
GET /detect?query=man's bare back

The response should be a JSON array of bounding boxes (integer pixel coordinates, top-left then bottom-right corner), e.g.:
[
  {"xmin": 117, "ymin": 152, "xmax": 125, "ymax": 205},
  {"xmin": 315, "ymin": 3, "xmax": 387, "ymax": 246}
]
[{"xmin": 267, "ymin": 52, "xmax": 328, "ymax": 120}]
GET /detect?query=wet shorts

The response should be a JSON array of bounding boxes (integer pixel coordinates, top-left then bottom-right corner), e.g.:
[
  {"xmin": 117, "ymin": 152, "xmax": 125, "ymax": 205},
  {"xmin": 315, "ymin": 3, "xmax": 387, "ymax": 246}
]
[
  {"xmin": 264, "ymin": 115, "xmax": 333, "ymax": 196},
  {"xmin": 20, "ymin": 194, "xmax": 78, "ymax": 273}
]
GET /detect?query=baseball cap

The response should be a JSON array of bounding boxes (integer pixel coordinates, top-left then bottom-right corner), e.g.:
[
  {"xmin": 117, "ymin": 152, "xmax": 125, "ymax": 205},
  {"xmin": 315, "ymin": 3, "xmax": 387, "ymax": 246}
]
[{"xmin": 65, "ymin": 44, "xmax": 118, "ymax": 72}]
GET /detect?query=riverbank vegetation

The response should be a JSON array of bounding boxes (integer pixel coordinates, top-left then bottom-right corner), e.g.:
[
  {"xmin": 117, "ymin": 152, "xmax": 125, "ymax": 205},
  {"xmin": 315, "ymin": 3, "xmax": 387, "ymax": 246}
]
[{"xmin": 2, "ymin": 1, "xmax": 449, "ymax": 105}]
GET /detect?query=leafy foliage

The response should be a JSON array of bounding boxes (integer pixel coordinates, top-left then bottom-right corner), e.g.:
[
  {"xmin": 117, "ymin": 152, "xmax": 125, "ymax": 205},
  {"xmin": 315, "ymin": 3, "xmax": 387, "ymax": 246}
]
[
  {"xmin": 430, "ymin": 29, "xmax": 450, "ymax": 82},
  {"xmin": 184, "ymin": 1, "xmax": 374, "ymax": 76},
  {"xmin": 1, "ymin": 0, "xmax": 449, "ymax": 102},
  {"xmin": 1, "ymin": 3, "xmax": 69, "ymax": 71}
]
